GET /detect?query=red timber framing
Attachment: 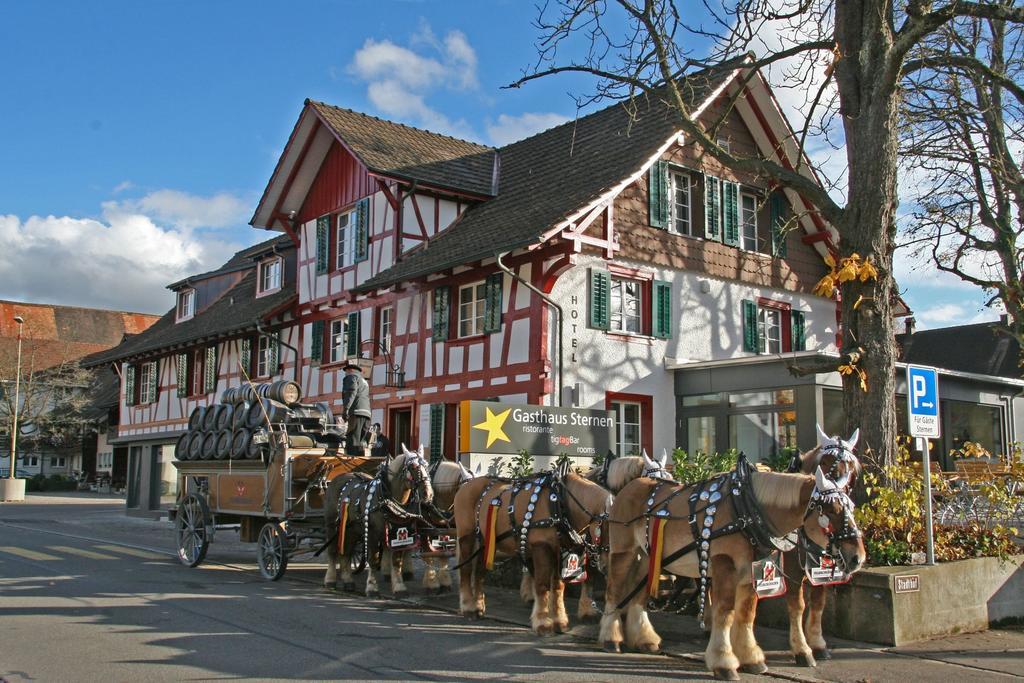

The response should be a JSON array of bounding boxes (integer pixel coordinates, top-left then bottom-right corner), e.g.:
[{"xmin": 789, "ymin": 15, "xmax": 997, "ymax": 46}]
[{"xmin": 553, "ymin": 201, "xmax": 617, "ymax": 257}]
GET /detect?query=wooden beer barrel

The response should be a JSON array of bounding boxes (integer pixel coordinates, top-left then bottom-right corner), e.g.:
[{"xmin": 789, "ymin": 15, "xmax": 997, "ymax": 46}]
[
  {"xmin": 203, "ymin": 405, "xmax": 223, "ymax": 432},
  {"xmin": 231, "ymin": 403, "xmax": 249, "ymax": 430},
  {"xmin": 201, "ymin": 432, "xmax": 218, "ymax": 459},
  {"xmin": 216, "ymin": 403, "xmax": 234, "ymax": 431},
  {"xmin": 265, "ymin": 380, "xmax": 302, "ymax": 406},
  {"xmin": 174, "ymin": 433, "xmax": 191, "ymax": 460},
  {"xmin": 231, "ymin": 428, "xmax": 251, "ymax": 459},
  {"xmin": 188, "ymin": 406, "xmax": 207, "ymax": 432},
  {"xmin": 187, "ymin": 431, "xmax": 204, "ymax": 459},
  {"xmin": 214, "ymin": 429, "xmax": 232, "ymax": 459}
]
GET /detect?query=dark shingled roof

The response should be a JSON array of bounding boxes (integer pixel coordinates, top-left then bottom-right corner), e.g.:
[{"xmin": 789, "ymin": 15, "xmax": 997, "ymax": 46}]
[
  {"xmin": 83, "ymin": 241, "xmax": 297, "ymax": 367},
  {"xmin": 168, "ymin": 235, "xmax": 291, "ymax": 290},
  {"xmin": 897, "ymin": 321, "xmax": 1021, "ymax": 379},
  {"xmin": 308, "ymin": 100, "xmax": 497, "ymax": 197},
  {"xmin": 353, "ymin": 64, "xmax": 736, "ymax": 293}
]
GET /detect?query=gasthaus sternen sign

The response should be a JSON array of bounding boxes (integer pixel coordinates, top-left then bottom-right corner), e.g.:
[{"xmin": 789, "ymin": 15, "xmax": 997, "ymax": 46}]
[
  {"xmin": 906, "ymin": 365, "xmax": 941, "ymax": 439},
  {"xmin": 459, "ymin": 401, "xmax": 615, "ymax": 457}
]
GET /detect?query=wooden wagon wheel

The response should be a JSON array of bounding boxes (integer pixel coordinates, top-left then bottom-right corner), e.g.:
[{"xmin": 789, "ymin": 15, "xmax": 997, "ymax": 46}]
[
  {"xmin": 175, "ymin": 493, "xmax": 211, "ymax": 567},
  {"xmin": 257, "ymin": 522, "xmax": 289, "ymax": 581},
  {"xmin": 350, "ymin": 535, "xmax": 366, "ymax": 575}
]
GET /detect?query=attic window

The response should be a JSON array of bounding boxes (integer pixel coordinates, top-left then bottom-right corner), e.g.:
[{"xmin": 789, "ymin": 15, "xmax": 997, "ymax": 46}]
[
  {"xmin": 176, "ymin": 289, "xmax": 195, "ymax": 322},
  {"xmin": 258, "ymin": 256, "xmax": 282, "ymax": 295}
]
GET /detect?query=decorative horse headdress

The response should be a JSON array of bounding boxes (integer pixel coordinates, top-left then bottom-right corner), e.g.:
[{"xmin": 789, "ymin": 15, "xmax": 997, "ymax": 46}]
[
  {"xmin": 814, "ymin": 425, "xmax": 861, "ymax": 491},
  {"xmin": 641, "ymin": 448, "xmax": 674, "ymax": 480}
]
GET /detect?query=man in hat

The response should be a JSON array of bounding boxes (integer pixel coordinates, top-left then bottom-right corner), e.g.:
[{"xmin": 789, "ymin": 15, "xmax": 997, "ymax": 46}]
[{"xmin": 341, "ymin": 360, "xmax": 371, "ymax": 455}]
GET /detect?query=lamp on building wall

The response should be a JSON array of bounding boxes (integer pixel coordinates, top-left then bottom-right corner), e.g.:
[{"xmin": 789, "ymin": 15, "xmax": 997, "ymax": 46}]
[{"xmin": 8, "ymin": 315, "xmax": 24, "ymax": 480}]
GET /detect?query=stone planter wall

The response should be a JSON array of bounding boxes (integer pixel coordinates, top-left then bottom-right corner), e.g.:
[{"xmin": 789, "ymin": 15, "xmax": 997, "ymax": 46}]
[{"xmin": 756, "ymin": 555, "xmax": 1024, "ymax": 646}]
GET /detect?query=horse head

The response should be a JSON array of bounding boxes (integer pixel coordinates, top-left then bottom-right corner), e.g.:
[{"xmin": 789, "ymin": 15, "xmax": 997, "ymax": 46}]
[
  {"xmin": 641, "ymin": 448, "xmax": 674, "ymax": 480},
  {"xmin": 811, "ymin": 424, "xmax": 862, "ymax": 491},
  {"xmin": 802, "ymin": 466, "xmax": 866, "ymax": 574},
  {"xmin": 391, "ymin": 443, "xmax": 433, "ymax": 505}
]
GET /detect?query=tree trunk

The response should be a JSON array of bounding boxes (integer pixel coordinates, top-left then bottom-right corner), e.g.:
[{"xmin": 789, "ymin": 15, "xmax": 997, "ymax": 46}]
[{"xmin": 835, "ymin": 2, "xmax": 901, "ymax": 468}]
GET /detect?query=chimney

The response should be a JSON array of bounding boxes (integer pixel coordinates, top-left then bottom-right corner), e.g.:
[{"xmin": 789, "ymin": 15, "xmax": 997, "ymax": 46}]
[{"xmin": 904, "ymin": 317, "xmax": 916, "ymax": 335}]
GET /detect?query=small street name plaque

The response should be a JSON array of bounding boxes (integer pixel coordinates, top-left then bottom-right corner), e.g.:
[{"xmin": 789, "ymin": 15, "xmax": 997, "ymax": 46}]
[{"xmin": 894, "ymin": 574, "xmax": 920, "ymax": 594}]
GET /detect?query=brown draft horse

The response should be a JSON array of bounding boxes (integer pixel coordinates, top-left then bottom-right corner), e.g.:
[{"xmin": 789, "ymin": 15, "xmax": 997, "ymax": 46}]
[
  {"xmin": 323, "ymin": 445, "xmax": 433, "ymax": 597},
  {"xmin": 453, "ymin": 468, "xmax": 613, "ymax": 634},
  {"xmin": 599, "ymin": 461, "xmax": 865, "ymax": 681},
  {"xmin": 420, "ymin": 459, "xmax": 474, "ymax": 594},
  {"xmin": 784, "ymin": 426, "xmax": 862, "ymax": 667}
]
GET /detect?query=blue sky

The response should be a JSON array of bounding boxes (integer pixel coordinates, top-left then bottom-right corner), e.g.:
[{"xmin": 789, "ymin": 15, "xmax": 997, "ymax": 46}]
[{"xmin": 0, "ymin": 1, "xmax": 997, "ymax": 328}]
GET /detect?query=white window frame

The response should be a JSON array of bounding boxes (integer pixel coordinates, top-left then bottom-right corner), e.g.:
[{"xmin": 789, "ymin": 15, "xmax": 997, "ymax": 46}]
[
  {"xmin": 757, "ymin": 307, "xmax": 783, "ymax": 355},
  {"xmin": 336, "ymin": 210, "xmax": 357, "ymax": 270},
  {"xmin": 611, "ymin": 401, "xmax": 643, "ymax": 456},
  {"xmin": 329, "ymin": 319, "xmax": 347, "ymax": 364},
  {"xmin": 609, "ymin": 277, "xmax": 642, "ymax": 334},
  {"xmin": 458, "ymin": 281, "xmax": 487, "ymax": 338},
  {"xmin": 190, "ymin": 349, "xmax": 205, "ymax": 396},
  {"xmin": 740, "ymin": 193, "xmax": 758, "ymax": 251},
  {"xmin": 669, "ymin": 169, "xmax": 692, "ymax": 236},
  {"xmin": 139, "ymin": 361, "xmax": 157, "ymax": 404},
  {"xmin": 176, "ymin": 289, "xmax": 195, "ymax": 322},
  {"xmin": 256, "ymin": 337, "xmax": 272, "ymax": 378},
  {"xmin": 379, "ymin": 307, "xmax": 393, "ymax": 353},
  {"xmin": 258, "ymin": 256, "xmax": 282, "ymax": 294}
]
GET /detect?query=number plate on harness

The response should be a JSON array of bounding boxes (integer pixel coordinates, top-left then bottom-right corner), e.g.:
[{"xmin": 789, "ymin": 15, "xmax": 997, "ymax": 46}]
[
  {"xmin": 752, "ymin": 551, "xmax": 786, "ymax": 598},
  {"xmin": 387, "ymin": 525, "xmax": 417, "ymax": 550},
  {"xmin": 560, "ymin": 551, "xmax": 587, "ymax": 583},
  {"xmin": 428, "ymin": 534, "xmax": 456, "ymax": 553}
]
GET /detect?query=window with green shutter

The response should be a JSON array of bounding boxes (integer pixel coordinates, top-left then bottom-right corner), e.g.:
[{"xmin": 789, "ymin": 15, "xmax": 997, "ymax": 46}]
[
  {"xmin": 240, "ymin": 338, "xmax": 251, "ymax": 376},
  {"xmin": 310, "ymin": 320, "xmax": 325, "ymax": 363},
  {"xmin": 705, "ymin": 175, "xmax": 721, "ymax": 240},
  {"xmin": 792, "ymin": 311, "xmax": 807, "ymax": 351},
  {"xmin": 316, "ymin": 215, "xmax": 330, "ymax": 274},
  {"xmin": 741, "ymin": 300, "xmax": 759, "ymax": 352},
  {"xmin": 354, "ymin": 198, "xmax": 369, "ymax": 263},
  {"xmin": 652, "ymin": 280, "xmax": 672, "ymax": 339},
  {"xmin": 770, "ymin": 191, "xmax": 788, "ymax": 258},
  {"xmin": 432, "ymin": 286, "xmax": 451, "ymax": 342},
  {"xmin": 145, "ymin": 361, "xmax": 159, "ymax": 404},
  {"xmin": 269, "ymin": 334, "xmax": 280, "ymax": 377},
  {"xmin": 722, "ymin": 181, "xmax": 739, "ymax": 246},
  {"xmin": 648, "ymin": 160, "xmax": 669, "ymax": 228},
  {"xmin": 589, "ymin": 268, "xmax": 611, "ymax": 330},
  {"xmin": 483, "ymin": 272, "xmax": 503, "ymax": 333},
  {"xmin": 204, "ymin": 346, "xmax": 217, "ymax": 393},
  {"xmin": 124, "ymin": 364, "xmax": 136, "ymax": 406},
  {"xmin": 346, "ymin": 311, "xmax": 361, "ymax": 358},
  {"xmin": 429, "ymin": 403, "xmax": 445, "ymax": 465},
  {"xmin": 176, "ymin": 353, "xmax": 188, "ymax": 397}
]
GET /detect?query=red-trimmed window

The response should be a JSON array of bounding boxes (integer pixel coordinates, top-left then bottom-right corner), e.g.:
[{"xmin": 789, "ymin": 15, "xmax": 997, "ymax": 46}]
[
  {"xmin": 606, "ymin": 392, "xmax": 654, "ymax": 457},
  {"xmin": 258, "ymin": 256, "xmax": 282, "ymax": 295},
  {"xmin": 378, "ymin": 306, "xmax": 393, "ymax": 353},
  {"xmin": 741, "ymin": 298, "xmax": 806, "ymax": 354},
  {"xmin": 336, "ymin": 209, "xmax": 356, "ymax": 270},
  {"xmin": 189, "ymin": 349, "xmax": 205, "ymax": 397}
]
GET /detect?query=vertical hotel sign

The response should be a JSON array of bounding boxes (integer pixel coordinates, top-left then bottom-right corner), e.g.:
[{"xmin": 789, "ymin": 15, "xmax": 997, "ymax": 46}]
[{"xmin": 459, "ymin": 401, "xmax": 616, "ymax": 457}]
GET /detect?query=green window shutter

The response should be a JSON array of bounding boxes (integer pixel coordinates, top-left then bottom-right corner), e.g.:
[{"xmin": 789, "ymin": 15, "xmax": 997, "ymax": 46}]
[
  {"xmin": 432, "ymin": 286, "xmax": 451, "ymax": 342},
  {"xmin": 589, "ymin": 268, "xmax": 611, "ymax": 330},
  {"xmin": 722, "ymin": 181, "xmax": 739, "ymax": 246},
  {"xmin": 269, "ymin": 333, "xmax": 280, "ymax": 376},
  {"xmin": 310, "ymin": 320, "xmax": 324, "ymax": 363},
  {"xmin": 742, "ymin": 300, "xmax": 759, "ymax": 353},
  {"xmin": 147, "ymin": 361, "xmax": 159, "ymax": 402},
  {"xmin": 483, "ymin": 272, "xmax": 503, "ymax": 333},
  {"xmin": 705, "ymin": 175, "xmax": 721, "ymax": 240},
  {"xmin": 429, "ymin": 403, "xmax": 446, "ymax": 466},
  {"xmin": 770, "ymin": 191, "xmax": 788, "ymax": 258},
  {"xmin": 124, "ymin": 365, "xmax": 136, "ymax": 406},
  {"xmin": 176, "ymin": 353, "xmax": 188, "ymax": 398},
  {"xmin": 240, "ymin": 338, "xmax": 251, "ymax": 376},
  {"xmin": 652, "ymin": 280, "xmax": 672, "ymax": 339},
  {"xmin": 648, "ymin": 160, "xmax": 669, "ymax": 228},
  {"xmin": 204, "ymin": 346, "xmax": 217, "ymax": 393},
  {"xmin": 792, "ymin": 311, "xmax": 807, "ymax": 352},
  {"xmin": 316, "ymin": 215, "xmax": 330, "ymax": 274},
  {"xmin": 354, "ymin": 198, "xmax": 369, "ymax": 263},
  {"xmin": 346, "ymin": 311, "xmax": 361, "ymax": 358}
]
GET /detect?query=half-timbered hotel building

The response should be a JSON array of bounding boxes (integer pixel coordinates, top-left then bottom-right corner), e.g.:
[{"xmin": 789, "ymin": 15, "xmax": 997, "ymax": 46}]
[{"xmin": 86, "ymin": 58, "xmax": 1024, "ymax": 513}]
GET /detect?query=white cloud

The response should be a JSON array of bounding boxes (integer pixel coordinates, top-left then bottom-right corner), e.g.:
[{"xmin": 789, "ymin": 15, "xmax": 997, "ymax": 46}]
[
  {"xmin": 112, "ymin": 180, "xmax": 134, "ymax": 194},
  {"xmin": 486, "ymin": 112, "xmax": 569, "ymax": 146},
  {"xmin": 0, "ymin": 190, "xmax": 251, "ymax": 313},
  {"xmin": 109, "ymin": 189, "xmax": 249, "ymax": 230},
  {"xmin": 348, "ymin": 24, "xmax": 480, "ymax": 140},
  {"xmin": 914, "ymin": 302, "xmax": 996, "ymax": 330}
]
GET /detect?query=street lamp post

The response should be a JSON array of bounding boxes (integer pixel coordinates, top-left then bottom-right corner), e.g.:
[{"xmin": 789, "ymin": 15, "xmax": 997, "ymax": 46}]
[
  {"xmin": 2, "ymin": 315, "xmax": 26, "ymax": 501},
  {"xmin": 9, "ymin": 315, "xmax": 25, "ymax": 480}
]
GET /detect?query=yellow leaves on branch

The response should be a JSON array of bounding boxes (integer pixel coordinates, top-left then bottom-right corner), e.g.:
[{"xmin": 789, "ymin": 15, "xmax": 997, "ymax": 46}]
[
  {"xmin": 838, "ymin": 362, "xmax": 869, "ymax": 392},
  {"xmin": 813, "ymin": 253, "xmax": 879, "ymax": 298}
]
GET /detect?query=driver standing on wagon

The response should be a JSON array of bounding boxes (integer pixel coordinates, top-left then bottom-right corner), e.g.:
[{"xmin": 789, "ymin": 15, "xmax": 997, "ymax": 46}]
[{"xmin": 341, "ymin": 360, "xmax": 372, "ymax": 455}]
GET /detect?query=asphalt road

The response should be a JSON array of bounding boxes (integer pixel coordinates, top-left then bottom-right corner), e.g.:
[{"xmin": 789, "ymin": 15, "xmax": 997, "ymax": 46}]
[{"xmin": 0, "ymin": 498, "xmax": 711, "ymax": 682}]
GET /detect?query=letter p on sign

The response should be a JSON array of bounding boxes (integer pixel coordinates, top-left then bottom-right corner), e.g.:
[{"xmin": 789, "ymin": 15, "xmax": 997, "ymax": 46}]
[{"xmin": 906, "ymin": 365, "xmax": 940, "ymax": 439}]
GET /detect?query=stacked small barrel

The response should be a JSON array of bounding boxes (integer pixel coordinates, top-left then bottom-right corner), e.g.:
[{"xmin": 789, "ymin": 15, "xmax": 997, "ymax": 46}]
[{"xmin": 173, "ymin": 380, "xmax": 339, "ymax": 462}]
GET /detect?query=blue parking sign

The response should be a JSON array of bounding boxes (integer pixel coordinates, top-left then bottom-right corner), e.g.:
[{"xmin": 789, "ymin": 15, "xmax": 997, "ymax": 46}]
[{"xmin": 906, "ymin": 365, "xmax": 940, "ymax": 438}]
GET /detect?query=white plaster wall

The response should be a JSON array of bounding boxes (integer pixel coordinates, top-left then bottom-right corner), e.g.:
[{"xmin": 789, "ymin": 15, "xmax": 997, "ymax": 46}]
[{"xmin": 549, "ymin": 255, "xmax": 838, "ymax": 454}]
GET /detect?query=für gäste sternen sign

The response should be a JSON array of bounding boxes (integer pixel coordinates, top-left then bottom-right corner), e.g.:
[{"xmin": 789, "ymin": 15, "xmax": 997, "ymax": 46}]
[{"xmin": 458, "ymin": 401, "xmax": 616, "ymax": 457}]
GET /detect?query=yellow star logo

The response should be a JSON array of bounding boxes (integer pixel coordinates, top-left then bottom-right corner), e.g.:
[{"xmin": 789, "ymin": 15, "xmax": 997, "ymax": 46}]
[{"xmin": 473, "ymin": 407, "xmax": 512, "ymax": 448}]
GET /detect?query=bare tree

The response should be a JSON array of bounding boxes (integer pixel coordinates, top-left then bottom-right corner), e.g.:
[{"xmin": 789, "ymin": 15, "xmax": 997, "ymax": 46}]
[
  {"xmin": 901, "ymin": 7, "xmax": 1024, "ymax": 348},
  {"xmin": 509, "ymin": 0, "xmax": 1024, "ymax": 467},
  {"xmin": 0, "ymin": 337, "xmax": 94, "ymax": 477}
]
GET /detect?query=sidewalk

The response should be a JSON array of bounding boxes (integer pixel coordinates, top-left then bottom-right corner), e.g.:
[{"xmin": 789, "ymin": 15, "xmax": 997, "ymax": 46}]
[{"xmin": 3, "ymin": 496, "xmax": 1021, "ymax": 682}]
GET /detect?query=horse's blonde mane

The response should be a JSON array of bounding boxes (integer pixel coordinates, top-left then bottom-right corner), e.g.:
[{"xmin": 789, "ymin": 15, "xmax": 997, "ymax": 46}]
[
  {"xmin": 586, "ymin": 456, "xmax": 645, "ymax": 493},
  {"xmin": 750, "ymin": 471, "xmax": 810, "ymax": 509},
  {"xmin": 432, "ymin": 460, "xmax": 468, "ymax": 490}
]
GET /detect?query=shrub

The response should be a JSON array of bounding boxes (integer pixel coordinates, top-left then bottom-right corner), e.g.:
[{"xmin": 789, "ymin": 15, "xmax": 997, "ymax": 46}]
[{"xmin": 672, "ymin": 448, "xmax": 738, "ymax": 485}]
